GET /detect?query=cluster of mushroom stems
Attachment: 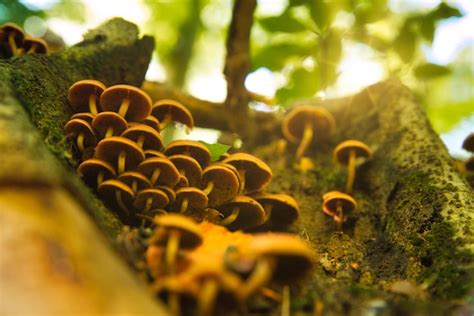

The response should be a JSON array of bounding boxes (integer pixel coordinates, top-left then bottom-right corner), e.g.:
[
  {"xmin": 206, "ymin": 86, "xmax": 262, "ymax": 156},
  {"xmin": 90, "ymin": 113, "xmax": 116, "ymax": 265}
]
[{"xmin": 0, "ymin": 23, "xmax": 48, "ymax": 58}]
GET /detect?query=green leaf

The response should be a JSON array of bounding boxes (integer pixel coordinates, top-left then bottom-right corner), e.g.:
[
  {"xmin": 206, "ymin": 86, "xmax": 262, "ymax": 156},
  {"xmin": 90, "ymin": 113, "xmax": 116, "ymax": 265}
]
[
  {"xmin": 199, "ymin": 141, "xmax": 231, "ymax": 162},
  {"xmin": 252, "ymin": 41, "xmax": 314, "ymax": 71},
  {"xmin": 414, "ymin": 63, "xmax": 451, "ymax": 79},
  {"xmin": 353, "ymin": 0, "xmax": 388, "ymax": 24},
  {"xmin": 259, "ymin": 10, "xmax": 307, "ymax": 33},
  {"xmin": 289, "ymin": 0, "xmax": 307, "ymax": 6},
  {"xmin": 276, "ymin": 67, "xmax": 320, "ymax": 104},
  {"xmin": 317, "ymin": 29, "xmax": 342, "ymax": 88},
  {"xmin": 431, "ymin": 2, "xmax": 463, "ymax": 20},
  {"xmin": 393, "ymin": 21, "xmax": 417, "ymax": 62},
  {"xmin": 419, "ymin": 16, "xmax": 436, "ymax": 42},
  {"xmin": 308, "ymin": 0, "xmax": 331, "ymax": 31}
]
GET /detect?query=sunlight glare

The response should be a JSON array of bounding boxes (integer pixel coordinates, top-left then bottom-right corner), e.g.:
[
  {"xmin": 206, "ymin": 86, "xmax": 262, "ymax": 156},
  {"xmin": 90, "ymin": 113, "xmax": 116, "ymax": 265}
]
[
  {"xmin": 245, "ymin": 68, "xmax": 277, "ymax": 98},
  {"xmin": 188, "ymin": 73, "xmax": 227, "ymax": 103}
]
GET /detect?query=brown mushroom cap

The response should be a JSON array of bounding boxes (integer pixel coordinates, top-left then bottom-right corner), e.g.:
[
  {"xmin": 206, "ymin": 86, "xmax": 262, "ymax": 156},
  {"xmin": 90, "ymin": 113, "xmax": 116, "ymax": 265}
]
[
  {"xmin": 251, "ymin": 193, "xmax": 299, "ymax": 229},
  {"xmin": 68, "ymin": 79, "xmax": 106, "ymax": 113},
  {"xmin": 322, "ymin": 191, "xmax": 357, "ymax": 221},
  {"xmin": 462, "ymin": 133, "xmax": 474, "ymax": 153},
  {"xmin": 152, "ymin": 214, "xmax": 203, "ymax": 249},
  {"xmin": 118, "ymin": 171, "xmax": 152, "ymax": 192},
  {"xmin": 200, "ymin": 164, "xmax": 240, "ymax": 207},
  {"xmin": 100, "ymin": 85, "xmax": 152, "ymax": 122},
  {"xmin": 156, "ymin": 186, "xmax": 177, "ymax": 204},
  {"xmin": 133, "ymin": 188, "xmax": 169, "ymax": 211},
  {"xmin": 0, "ymin": 23, "xmax": 25, "ymax": 56},
  {"xmin": 169, "ymin": 154, "xmax": 203, "ymax": 187},
  {"xmin": 139, "ymin": 115, "xmax": 161, "ymax": 131},
  {"xmin": 151, "ymin": 99, "xmax": 194, "ymax": 130},
  {"xmin": 249, "ymin": 233, "xmax": 313, "ymax": 283},
  {"xmin": 78, "ymin": 158, "xmax": 116, "ymax": 188},
  {"xmin": 64, "ymin": 118, "xmax": 97, "ymax": 147},
  {"xmin": 22, "ymin": 37, "xmax": 48, "ymax": 54},
  {"xmin": 222, "ymin": 153, "xmax": 272, "ymax": 194},
  {"xmin": 465, "ymin": 156, "xmax": 474, "ymax": 171},
  {"xmin": 121, "ymin": 124, "xmax": 163, "ymax": 151},
  {"xmin": 137, "ymin": 157, "xmax": 180, "ymax": 186},
  {"xmin": 282, "ymin": 105, "xmax": 335, "ymax": 143},
  {"xmin": 172, "ymin": 187, "xmax": 209, "ymax": 212},
  {"xmin": 144, "ymin": 149, "xmax": 166, "ymax": 159},
  {"xmin": 95, "ymin": 136, "xmax": 144, "ymax": 172},
  {"xmin": 164, "ymin": 140, "xmax": 211, "ymax": 167},
  {"xmin": 218, "ymin": 195, "xmax": 265, "ymax": 231},
  {"xmin": 91, "ymin": 111, "xmax": 128, "ymax": 138},
  {"xmin": 333, "ymin": 140, "xmax": 372, "ymax": 165},
  {"xmin": 98, "ymin": 179, "xmax": 135, "ymax": 213},
  {"xmin": 71, "ymin": 112, "xmax": 95, "ymax": 124}
]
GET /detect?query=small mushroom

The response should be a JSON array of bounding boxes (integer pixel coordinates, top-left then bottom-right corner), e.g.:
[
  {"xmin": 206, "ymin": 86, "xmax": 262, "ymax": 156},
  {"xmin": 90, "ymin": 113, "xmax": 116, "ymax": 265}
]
[
  {"xmin": 91, "ymin": 111, "xmax": 128, "ymax": 139},
  {"xmin": 151, "ymin": 99, "xmax": 194, "ymax": 132},
  {"xmin": 137, "ymin": 157, "xmax": 180, "ymax": 186},
  {"xmin": 64, "ymin": 118, "xmax": 97, "ymax": 152},
  {"xmin": 100, "ymin": 84, "xmax": 152, "ymax": 122},
  {"xmin": 282, "ymin": 105, "xmax": 335, "ymax": 160},
  {"xmin": 169, "ymin": 154, "xmax": 203, "ymax": 187},
  {"xmin": 95, "ymin": 136, "xmax": 145, "ymax": 174},
  {"xmin": 222, "ymin": 153, "xmax": 272, "ymax": 194},
  {"xmin": 71, "ymin": 112, "xmax": 94, "ymax": 124},
  {"xmin": 117, "ymin": 171, "xmax": 152, "ymax": 194},
  {"xmin": 333, "ymin": 139, "xmax": 372, "ymax": 194},
  {"xmin": 22, "ymin": 37, "xmax": 48, "ymax": 54},
  {"xmin": 68, "ymin": 79, "xmax": 106, "ymax": 115},
  {"xmin": 134, "ymin": 188, "xmax": 169, "ymax": 214},
  {"xmin": 200, "ymin": 163, "xmax": 240, "ymax": 208},
  {"xmin": 98, "ymin": 179, "xmax": 135, "ymax": 220},
  {"xmin": 322, "ymin": 190, "xmax": 357, "ymax": 231},
  {"xmin": 78, "ymin": 158, "xmax": 116, "ymax": 189},
  {"xmin": 251, "ymin": 193, "xmax": 299, "ymax": 230},
  {"xmin": 172, "ymin": 187, "xmax": 209, "ymax": 214},
  {"xmin": 122, "ymin": 124, "xmax": 163, "ymax": 151},
  {"xmin": 0, "ymin": 23, "xmax": 25, "ymax": 57},
  {"xmin": 217, "ymin": 195, "xmax": 265, "ymax": 231},
  {"xmin": 156, "ymin": 186, "xmax": 177, "ymax": 205},
  {"xmin": 164, "ymin": 140, "xmax": 211, "ymax": 168},
  {"xmin": 462, "ymin": 133, "xmax": 474, "ymax": 153},
  {"xmin": 465, "ymin": 156, "xmax": 474, "ymax": 172}
]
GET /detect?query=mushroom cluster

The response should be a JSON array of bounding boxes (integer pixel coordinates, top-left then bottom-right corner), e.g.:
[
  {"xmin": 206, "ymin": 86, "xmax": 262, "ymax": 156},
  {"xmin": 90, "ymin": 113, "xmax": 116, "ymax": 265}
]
[
  {"xmin": 0, "ymin": 23, "xmax": 48, "ymax": 58},
  {"xmin": 146, "ymin": 214, "xmax": 314, "ymax": 316}
]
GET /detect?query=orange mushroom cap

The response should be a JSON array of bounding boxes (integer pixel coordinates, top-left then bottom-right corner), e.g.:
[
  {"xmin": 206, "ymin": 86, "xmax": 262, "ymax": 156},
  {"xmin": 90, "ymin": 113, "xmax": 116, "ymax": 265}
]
[{"xmin": 282, "ymin": 105, "xmax": 335, "ymax": 143}]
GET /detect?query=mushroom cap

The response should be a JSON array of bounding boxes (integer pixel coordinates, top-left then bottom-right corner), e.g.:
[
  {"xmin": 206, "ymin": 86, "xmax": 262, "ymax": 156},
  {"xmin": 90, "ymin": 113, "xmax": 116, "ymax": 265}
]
[
  {"xmin": 78, "ymin": 158, "xmax": 116, "ymax": 188},
  {"xmin": 218, "ymin": 195, "xmax": 265, "ymax": 231},
  {"xmin": 137, "ymin": 157, "xmax": 180, "ymax": 186},
  {"xmin": 200, "ymin": 164, "xmax": 240, "ymax": 207},
  {"xmin": 169, "ymin": 154, "xmax": 202, "ymax": 187},
  {"xmin": 0, "ymin": 23, "xmax": 25, "ymax": 47},
  {"xmin": 173, "ymin": 187, "xmax": 209, "ymax": 212},
  {"xmin": 133, "ymin": 188, "xmax": 169, "ymax": 211},
  {"xmin": 117, "ymin": 171, "xmax": 152, "ymax": 191},
  {"xmin": 151, "ymin": 99, "xmax": 194, "ymax": 130},
  {"xmin": 249, "ymin": 233, "xmax": 314, "ymax": 283},
  {"xmin": 462, "ymin": 133, "xmax": 474, "ymax": 153},
  {"xmin": 22, "ymin": 37, "xmax": 48, "ymax": 54},
  {"xmin": 71, "ymin": 112, "xmax": 95, "ymax": 124},
  {"xmin": 282, "ymin": 105, "xmax": 335, "ymax": 143},
  {"xmin": 222, "ymin": 153, "xmax": 272, "ymax": 194},
  {"xmin": 64, "ymin": 118, "xmax": 97, "ymax": 147},
  {"xmin": 130, "ymin": 115, "xmax": 160, "ymax": 132},
  {"xmin": 465, "ymin": 156, "xmax": 474, "ymax": 171},
  {"xmin": 100, "ymin": 85, "xmax": 152, "ymax": 122},
  {"xmin": 152, "ymin": 214, "xmax": 203, "ymax": 249},
  {"xmin": 251, "ymin": 193, "xmax": 299, "ymax": 228},
  {"xmin": 95, "ymin": 136, "xmax": 145, "ymax": 172},
  {"xmin": 68, "ymin": 79, "xmax": 106, "ymax": 113},
  {"xmin": 144, "ymin": 149, "xmax": 166, "ymax": 159},
  {"xmin": 91, "ymin": 111, "xmax": 128, "ymax": 138},
  {"xmin": 98, "ymin": 179, "xmax": 135, "ymax": 211},
  {"xmin": 333, "ymin": 139, "xmax": 372, "ymax": 165},
  {"xmin": 121, "ymin": 124, "xmax": 163, "ymax": 151},
  {"xmin": 322, "ymin": 191, "xmax": 357, "ymax": 221},
  {"xmin": 156, "ymin": 186, "xmax": 177, "ymax": 204},
  {"xmin": 175, "ymin": 175, "xmax": 190, "ymax": 188},
  {"xmin": 164, "ymin": 140, "xmax": 211, "ymax": 167}
]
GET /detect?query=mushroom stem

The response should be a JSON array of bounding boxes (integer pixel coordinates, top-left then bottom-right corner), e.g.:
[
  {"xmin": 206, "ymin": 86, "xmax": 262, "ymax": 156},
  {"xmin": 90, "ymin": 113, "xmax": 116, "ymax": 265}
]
[
  {"xmin": 118, "ymin": 98, "xmax": 131, "ymax": 118},
  {"xmin": 197, "ymin": 279, "xmax": 218, "ymax": 316},
  {"xmin": 179, "ymin": 198, "xmax": 189, "ymax": 214},
  {"xmin": 105, "ymin": 126, "xmax": 114, "ymax": 138},
  {"xmin": 296, "ymin": 123, "xmax": 313, "ymax": 160},
  {"xmin": 159, "ymin": 114, "xmax": 172, "ymax": 130},
  {"xmin": 166, "ymin": 229, "xmax": 181, "ymax": 275},
  {"xmin": 336, "ymin": 201, "xmax": 343, "ymax": 232},
  {"xmin": 262, "ymin": 204, "xmax": 274, "ymax": 224},
  {"xmin": 8, "ymin": 33, "xmax": 20, "ymax": 56},
  {"xmin": 240, "ymin": 257, "xmax": 274, "ymax": 299},
  {"xmin": 143, "ymin": 197, "xmax": 153, "ymax": 213},
  {"xmin": 131, "ymin": 180, "xmax": 138, "ymax": 193},
  {"xmin": 117, "ymin": 150, "xmax": 126, "ymax": 174},
  {"xmin": 96, "ymin": 171, "xmax": 104, "ymax": 188},
  {"xmin": 137, "ymin": 135, "xmax": 145, "ymax": 148},
  {"xmin": 281, "ymin": 285, "xmax": 290, "ymax": 316},
  {"xmin": 76, "ymin": 133, "xmax": 85, "ymax": 152},
  {"xmin": 203, "ymin": 181, "xmax": 214, "ymax": 195},
  {"xmin": 150, "ymin": 168, "xmax": 162, "ymax": 185},
  {"xmin": 219, "ymin": 207, "xmax": 240, "ymax": 226},
  {"xmin": 238, "ymin": 169, "xmax": 246, "ymax": 193},
  {"xmin": 26, "ymin": 45, "xmax": 36, "ymax": 54},
  {"xmin": 168, "ymin": 293, "xmax": 180, "ymax": 316},
  {"xmin": 345, "ymin": 149, "xmax": 356, "ymax": 194},
  {"xmin": 88, "ymin": 93, "xmax": 98, "ymax": 115},
  {"xmin": 115, "ymin": 190, "xmax": 129, "ymax": 216}
]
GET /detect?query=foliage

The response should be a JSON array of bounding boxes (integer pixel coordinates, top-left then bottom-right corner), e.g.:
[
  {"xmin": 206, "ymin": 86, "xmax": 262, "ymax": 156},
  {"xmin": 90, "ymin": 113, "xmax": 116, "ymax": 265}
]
[{"xmin": 199, "ymin": 141, "xmax": 231, "ymax": 162}]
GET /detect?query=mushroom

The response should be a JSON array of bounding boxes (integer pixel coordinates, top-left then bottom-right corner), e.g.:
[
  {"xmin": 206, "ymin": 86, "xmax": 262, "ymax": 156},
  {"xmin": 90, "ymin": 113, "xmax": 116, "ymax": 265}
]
[
  {"xmin": 122, "ymin": 124, "xmax": 163, "ymax": 151},
  {"xmin": 251, "ymin": 193, "xmax": 299, "ymax": 230},
  {"xmin": 137, "ymin": 157, "xmax": 180, "ymax": 186},
  {"xmin": 129, "ymin": 115, "xmax": 161, "ymax": 132},
  {"xmin": 117, "ymin": 171, "xmax": 151, "ymax": 194},
  {"xmin": 282, "ymin": 105, "xmax": 335, "ymax": 160},
  {"xmin": 0, "ymin": 23, "xmax": 25, "ymax": 57},
  {"xmin": 98, "ymin": 179, "xmax": 135, "ymax": 220},
  {"xmin": 200, "ymin": 163, "xmax": 240, "ymax": 208},
  {"xmin": 95, "ymin": 136, "xmax": 144, "ymax": 174},
  {"xmin": 22, "ymin": 37, "xmax": 48, "ymax": 54},
  {"xmin": 156, "ymin": 186, "xmax": 177, "ymax": 205},
  {"xmin": 91, "ymin": 111, "xmax": 128, "ymax": 139},
  {"xmin": 78, "ymin": 158, "xmax": 116, "ymax": 189},
  {"xmin": 64, "ymin": 118, "xmax": 97, "ymax": 152},
  {"xmin": 164, "ymin": 140, "xmax": 211, "ymax": 168},
  {"xmin": 222, "ymin": 153, "xmax": 272, "ymax": 194},
  {"xmin": 71, "ymin": 112, "xmax": 94, "ymax": 123},
  {"xmin": 100, "ymin": 84, "xmax": 152, "ymax": 122},
  {"xmin": 171, "ymin": 187, "xmax": 209, "ymax": 214},
  {"xmin": 151, "ymin": 99, "xmax": 194, "ymax": 132},
  {"xmin": 462, "ymin": 133, "xmax": 474, "ymax": 153},
  {"xmin": 217, "ymin": 195, "xmax": 265, "ymax": 231},
  {"xmin": 322, "ymin": 190, "xmax": 357, "ymax": 231},
  {"xmin": 134, "ymin": 188, "xmax": 169, "ymax": 214},
  {"xmin": 169, "ymin": 154, "xmax": 203, "ymax": 187},
  {"xmin": 333, "ymin": 139, "xmax": 372, "ymax": 194},
  {"xmin": 149, "ymin": 214, "xmax": 203, "ymax": 274},
  {"xmin": 144, "ymin": 149, "xmax": 166, "ymax": 159},
  {"xmin": 68, "ymin": 79, "xmax": 106, "ymax": 115},
  {"xmin": 465, "ymin": 156, "xmax": 474, "ymax": 172}
]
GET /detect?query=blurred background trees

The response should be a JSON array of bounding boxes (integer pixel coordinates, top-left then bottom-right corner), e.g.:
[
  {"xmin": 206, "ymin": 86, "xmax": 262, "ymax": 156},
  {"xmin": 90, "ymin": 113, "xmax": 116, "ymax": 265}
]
[{"xmin": 2, "ymin": 0, "xmax": 472, "ymax": 157}]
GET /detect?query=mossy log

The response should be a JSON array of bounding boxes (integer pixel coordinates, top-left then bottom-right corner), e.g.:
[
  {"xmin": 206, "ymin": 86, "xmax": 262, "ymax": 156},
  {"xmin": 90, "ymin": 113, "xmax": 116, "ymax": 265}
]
[{"xmin": 0, "ymin": 19, "xmax": 168, "ymax": 315}]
